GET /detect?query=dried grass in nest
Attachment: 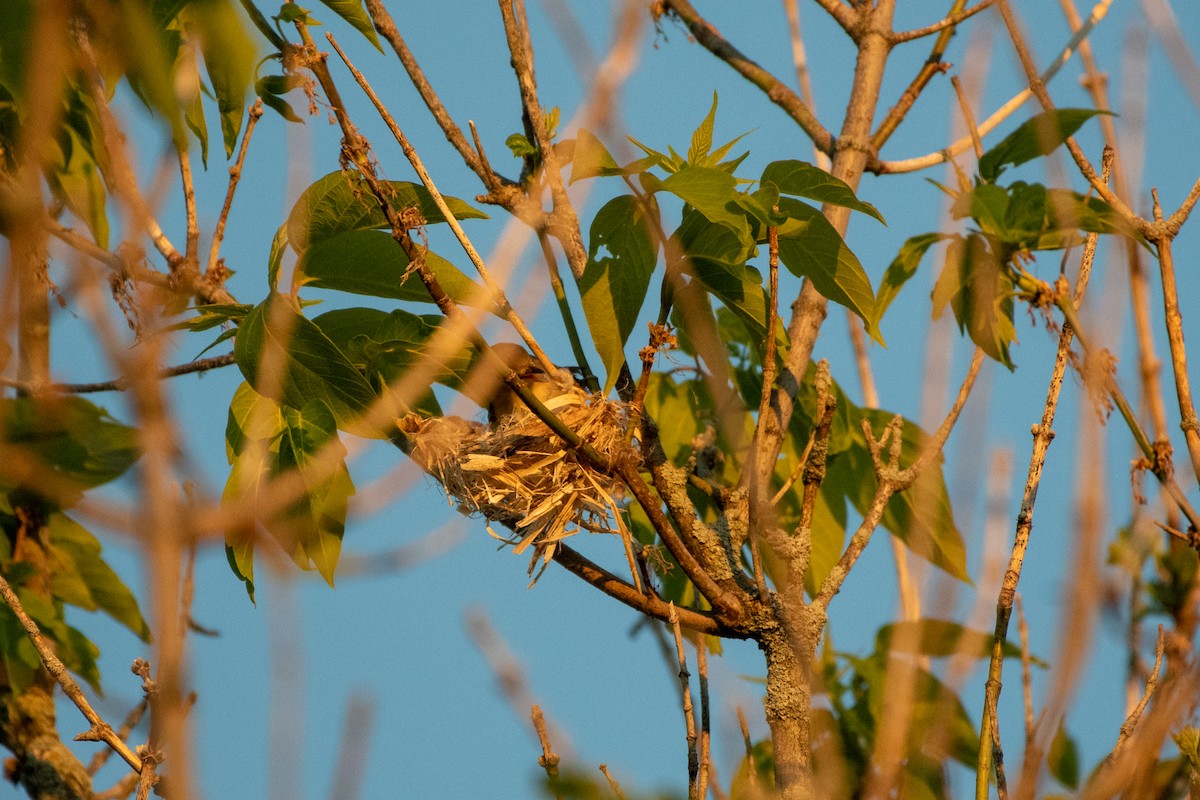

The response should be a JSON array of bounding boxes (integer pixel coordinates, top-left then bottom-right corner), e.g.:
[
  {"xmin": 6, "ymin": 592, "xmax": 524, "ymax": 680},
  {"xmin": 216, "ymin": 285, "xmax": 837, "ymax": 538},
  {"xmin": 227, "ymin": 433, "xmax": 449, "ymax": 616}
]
[{"xmin": 397, "ymin": 388, "xmax": 633, "ymax": 578}]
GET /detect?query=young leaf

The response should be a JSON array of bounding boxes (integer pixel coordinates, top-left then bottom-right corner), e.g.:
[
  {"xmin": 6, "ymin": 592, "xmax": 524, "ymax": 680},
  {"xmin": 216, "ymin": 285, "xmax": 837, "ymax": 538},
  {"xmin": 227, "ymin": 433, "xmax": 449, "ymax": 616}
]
[
  {"xmin": 979, "ymin": 109, "xmax": 1110, "ymax": 182},
  {"xmin": 661, "ymin": 166, "xmax": 753, "ymax": 244},
  {"xmin": 233, "ymin": 294, "xmax": 384, "ymax": 435},
  {"xmin": 295, "ymin": 229, "xmax": 494, "ymax": 311},
  {"xmin": 317, "ymin": 0, "xmax": 383, "ymax": 51},
  {"xmin": 287, "ymin": 171, "xmax": 488, "ymax": 252},
  {"xmin": 761, "ymin": 160, "xmax": 885, "ymax": 224},
  {"xmin": 580, "ymin": 195, "xmax": 658, "ymax": 392},
  {"xmin": 876, "ymin": 233, "xmax": 951, "ymax": 323},
  {"xmin": 688, "ymin": 92, "xmax": 718, "ymax": 164},
  {"xmin": 569, "ymin": 129, "xmax": 656, "ymax": 183},
  {"xmin": 774, "ymin": 198, "xmax": 882, "ymax": 344}
]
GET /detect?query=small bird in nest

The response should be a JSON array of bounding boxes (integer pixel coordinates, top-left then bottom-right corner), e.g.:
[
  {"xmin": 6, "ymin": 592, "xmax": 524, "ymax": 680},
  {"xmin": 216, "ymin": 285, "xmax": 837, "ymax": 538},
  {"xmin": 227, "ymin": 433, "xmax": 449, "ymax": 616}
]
[{"xmin": 463, "ymin": 343, "xmax": 583, "ymax": 425}]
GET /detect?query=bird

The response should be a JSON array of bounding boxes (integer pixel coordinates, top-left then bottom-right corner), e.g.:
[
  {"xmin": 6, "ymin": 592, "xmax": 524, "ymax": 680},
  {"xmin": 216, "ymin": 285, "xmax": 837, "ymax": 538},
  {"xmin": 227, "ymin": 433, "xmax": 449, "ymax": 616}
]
[{"xmin": 462, "ymin": 343, "xmax": 580, "ymax": 425}]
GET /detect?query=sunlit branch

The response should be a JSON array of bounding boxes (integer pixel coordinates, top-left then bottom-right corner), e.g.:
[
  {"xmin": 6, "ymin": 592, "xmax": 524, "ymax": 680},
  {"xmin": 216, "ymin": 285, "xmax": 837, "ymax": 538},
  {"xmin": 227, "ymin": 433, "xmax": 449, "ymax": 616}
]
[{"xmin": 0, "ymin": 573, "xmax": 143, "ymax": 773}]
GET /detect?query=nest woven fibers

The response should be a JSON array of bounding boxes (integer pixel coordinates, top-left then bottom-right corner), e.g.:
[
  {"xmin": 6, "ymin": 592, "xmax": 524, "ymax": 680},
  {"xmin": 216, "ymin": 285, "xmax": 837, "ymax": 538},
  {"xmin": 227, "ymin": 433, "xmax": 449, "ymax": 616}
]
[{"xmin": 396, "ymin": 384, "xmax": 634, "ymax": 577}]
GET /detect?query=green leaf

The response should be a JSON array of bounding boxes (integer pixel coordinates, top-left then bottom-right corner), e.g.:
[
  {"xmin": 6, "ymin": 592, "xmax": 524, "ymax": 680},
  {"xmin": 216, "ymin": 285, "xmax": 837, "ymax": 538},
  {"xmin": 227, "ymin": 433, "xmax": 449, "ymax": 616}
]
[
  {"xmin": 1045, "ymin": 188, "xmax": 1143, "ymax": 241},
  {"xmin": 932, "ymin": 234, "xmax": 1017, "ymax": 369},
  {"xmin": 979, "ymin": 109, "xmax": 1110, "ymax": 181},
  {"xmin": 580, "ymin": 195, "xmax": 658, "ymax": 393},
  {"xmin": 192, "ymin": 0, "xmax": 257, "ymax": 158},
  {"xmin": 313, "ymin": 307, "xmax": 467, "ymax": 416},
  {"xmin": 295, "ymin": 229, "xmax": 493, "ymax": 311},
  {"xmin": 268, "ymin": 223, "xmax": 288, "ymax": 291},
  {"xmin": 688, "ymin": 92, "xmax": 718, "ymax": 164},
  {"xmin": 661, "ymin": 165, "xmax": 753, "ymax": 244},
  {"xmin": 505, "ymin": 132, "xmax": 537, "ymax": 158},
  {"xmin": 761, "ymin": 160, "xmax": 885, "ymax": 224},
  {"xmin": 47, "ymin": 513, "xmax": 152, "ymax": 641},
  {"xmin": 873, "ymin": 620, "xmax": 1030, "ymax": 661},
  {"xmin": 877, "ymin": 233, "xmax": 950, "ymax": 323},
  {"xmin": 1048, "ymin": 722, "xmax": 1080, "ymax": 789},
  {"xmin": 276, "ymin": 401, "xmax": 353, "ymax": 584},
  {"xmin": 287, "ymin": 171, "xmax": 487, "ymax": 251},
  {"xmin": 626, "ymin": 134, "xmax": 674, "ymax": 172},
  {"xmin": 222, "ymin": 385, "xmax": 353, "ymax": 588},
  {"xmin": 316, "ymin": 0, "xmax": 382, "ymax": 51},
  {"xmin": 951, "ymin": 182, "xmax": 1011, "ymax": 239},
  {"xmin": 862, "ymin": 657, "xmax": 980, "ymax": 767},
  {"xmin": 569, "ymin": 129, "xmax": 656, "ymax": 183},
  {"xmin": 0, "ymin": 602, "xmax": 39, "ymax": 694},
  {"xmin": 46, "ymin": 126, "xmax": 109, "ymax": 248},
  {"xmin": 225, "ymin": 539, "xmax": 255, "ymax": 601},
  {"xmin": 181, "ymin": 46, "xmax": 210, "ymax": 166},
  {"xmin": 177, "ymin": 303, "xmax": 253, "ymax": 333},
  {"xmin": 259, "ymin": 89, "xmax": 303, "ymax": 123},
  {"xmin": 233, "ymin": 294, "xmax": 385, "ymax": 435},
  {"xmin": 775, "ymin": 197, "xmax": 882, "ymax": 344},
  {"xmin": 0, "ymin": 397, "xmax": 139, "ymax": 505}
]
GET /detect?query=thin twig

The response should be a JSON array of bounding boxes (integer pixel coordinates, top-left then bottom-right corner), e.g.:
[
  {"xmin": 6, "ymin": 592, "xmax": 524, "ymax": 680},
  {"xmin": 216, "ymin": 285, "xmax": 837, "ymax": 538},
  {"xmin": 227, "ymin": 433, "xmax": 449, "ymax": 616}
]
[
  {"xmin": 599, "ymin": 764, "xmax": 627, "ymax": 800},
  {"xmin": 326, "ymin": 33, "xmax": 558, "ymax": 377},
  {"xmin": 951, "ymin": 75, "xmax": 985, "ymax": 160},
  {"xmin": 552, "ymin": 545, "xmax": 741, "ymax": 637},
  {"xmin": 747, "ymin": 225, "xmax": 780, "ymax": 600},
  {"xmin": 498, "ymin": 0, "xmax": 590, "ymax": 281},
  {"xmin": 178, "ymin": 146, "xmax": 199, "ymax": 264},
  {"xmin": 736, "ymin": 707, "xmax": 758, "ymax": 794},
  {"xmin": 207, "ymin": 99, "xmax": 263, "ymax": 275},
  {"xmin": 0, "ymin": 353, "xmax": 237, "ymax": 394},
  {"xmin": 695, "ymin": 634, "xmax": 711, "ymax": 800},
  {"xmin": 657, "ymin": 0, "xmax": 835, "ymax": 155},
  {"xmin": 1149, "ymin": 189, "xmax": 1200, "ymax": 484},
  {"xmin": 531, "ymin": 705, "xmax": 562, "ymax": 796},
  {"xmin": 1103, "ymin": 625, "xmax": 1166, "ymax": 769},
  {"xmin": 1016, "ymin": 595, "xmax": 1034, "ymax": 745},
  {"xmin": 876, "ymin": 0, "xmax": 1114, "ymax": 173},
  {"xmin": 975, "ymin": 149, "xmax": 1112, "ymax": 800},
  {"xmin": 871, "ymin": 0, "xmax": 971, "ymax": 152},
  {"xmin": 71, "ymin": 26, "xmax": 184, "ymax": 272},
  {"xmin": 892, "ymin": 0, "xmax": 1001, "ymax": 43},
  {"xmin": 815, "ymin": 348, "xmax": 984, "ymax": 610},
  {"xmin": 669, "ymin": 604, "xmax": 700, "ymax": 800},
  {"xmin": 86, "ymin": 698, "xmax": 148, "ymax": 776},
  {"xmin": 0, "ymin": 573, "xmax": 143, "ymax": 772}
]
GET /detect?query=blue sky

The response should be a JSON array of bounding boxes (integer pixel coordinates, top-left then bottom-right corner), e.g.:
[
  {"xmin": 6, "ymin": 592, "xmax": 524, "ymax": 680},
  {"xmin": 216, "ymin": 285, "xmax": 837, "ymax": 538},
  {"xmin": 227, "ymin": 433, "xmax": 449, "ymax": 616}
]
[{"xmin": 42, "ymin": 1, "xmax": 1200, "ymax": 797}]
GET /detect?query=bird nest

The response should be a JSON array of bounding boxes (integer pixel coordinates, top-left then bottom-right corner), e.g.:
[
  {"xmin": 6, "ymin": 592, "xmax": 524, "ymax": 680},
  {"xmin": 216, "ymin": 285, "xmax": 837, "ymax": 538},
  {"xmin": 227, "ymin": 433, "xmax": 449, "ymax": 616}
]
[{"xmin": 396, "ymin": 388, "xmax": 633, "ymax": 576}]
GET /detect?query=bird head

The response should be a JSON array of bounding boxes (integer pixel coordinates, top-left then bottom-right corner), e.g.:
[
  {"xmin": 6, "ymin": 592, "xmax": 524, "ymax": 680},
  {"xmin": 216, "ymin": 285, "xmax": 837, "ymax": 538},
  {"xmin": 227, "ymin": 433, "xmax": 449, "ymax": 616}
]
[{"xmin": 459, "ymin": 343, "xmax": 560, "ymax": 425}]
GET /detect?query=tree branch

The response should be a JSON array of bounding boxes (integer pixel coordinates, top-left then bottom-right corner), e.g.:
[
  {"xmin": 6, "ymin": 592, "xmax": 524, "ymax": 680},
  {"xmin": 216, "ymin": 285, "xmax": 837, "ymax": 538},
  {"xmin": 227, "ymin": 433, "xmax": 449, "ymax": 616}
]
[
  {"xmin": 0, "ymin": 573, "xmax": 143, "ymax": 773},
  {"xmin": 874, "ymin": 0, "xmax": 1113, "ymax": 174},
  {"xmin": 552, "ymin": 545, "xmax": 744, "ymax": 637},
  {"xmin": 656, "ymin": 0, "xmax": 836, "ymax": 156},
  {"xmin": 891, "ymin": 0, "xmax": 1000, "ymax": 44},
  {"xmin": 0, "ymin": 353, "xmax": 237, "ymax": 394}
]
